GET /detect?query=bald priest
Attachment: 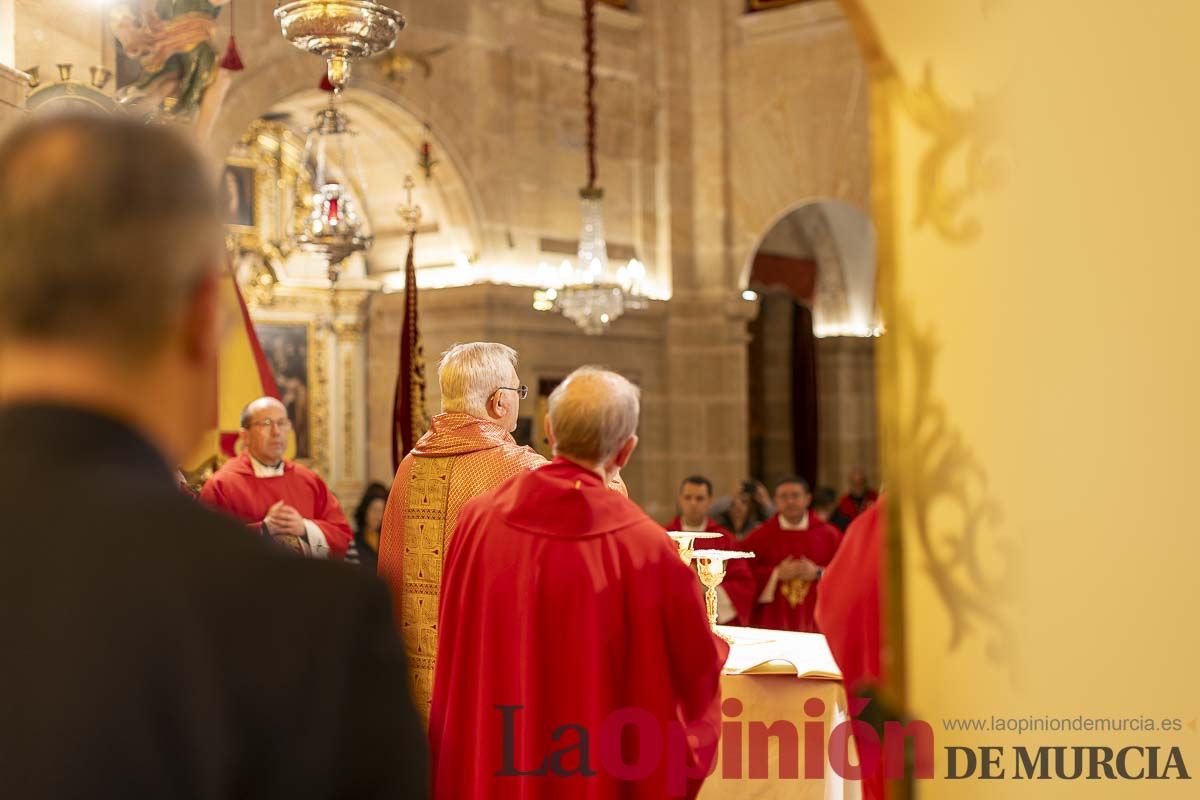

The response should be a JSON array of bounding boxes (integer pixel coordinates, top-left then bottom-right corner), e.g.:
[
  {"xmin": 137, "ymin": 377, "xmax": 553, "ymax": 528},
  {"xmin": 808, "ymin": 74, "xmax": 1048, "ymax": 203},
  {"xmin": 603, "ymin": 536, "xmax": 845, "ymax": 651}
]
[{"xmin": 201, "ymin": 396, "xmax": 353, "ymax": 558}]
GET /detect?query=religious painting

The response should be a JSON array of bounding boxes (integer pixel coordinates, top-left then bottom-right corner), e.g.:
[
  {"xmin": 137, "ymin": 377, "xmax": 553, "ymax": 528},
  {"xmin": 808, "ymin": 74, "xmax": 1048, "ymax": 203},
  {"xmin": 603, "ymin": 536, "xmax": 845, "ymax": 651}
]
[
  {"xmin": 108, "ymin": 0, "xmax": 229, "ymax": 120},
  {"xmin": 255, "ymin": 323, "xmax": 312, "ymax": 460},
  {"xmin": 222, "ymin": 161, "xmax": 256, "ymax": 230}
]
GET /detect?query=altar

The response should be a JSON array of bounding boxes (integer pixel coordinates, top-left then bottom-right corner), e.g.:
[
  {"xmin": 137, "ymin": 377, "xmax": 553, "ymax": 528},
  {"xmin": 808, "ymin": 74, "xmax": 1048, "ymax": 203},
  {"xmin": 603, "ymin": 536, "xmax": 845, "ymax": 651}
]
[{"xmin": 699, "ymin": 627, "xmax": 862, "ymax": 800}]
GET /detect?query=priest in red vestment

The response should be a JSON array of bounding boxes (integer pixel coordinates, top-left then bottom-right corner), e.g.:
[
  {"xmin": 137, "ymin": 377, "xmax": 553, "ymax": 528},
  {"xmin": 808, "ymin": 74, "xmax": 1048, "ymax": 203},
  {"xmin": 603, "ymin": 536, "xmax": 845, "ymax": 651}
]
[
  {"xmin": 831, "ymin": 466, "xmax": 879, "ymax": 532},
  {"xmin": 744, "ymin": 476, "xmax": 841, "ymax": 632},
  {"xmin": 665, "ymin": 474, "xmax": 756, "ymax": 626},
  {"xmin": 379, "ymin": 342, "xmax": 627, "ymax": 721},
  {"xmin": 816, "ymin": 495, "xmax": 887, "ymax": 800},
  {"xmin": 378, "ymin": 342, "xmax": 546, "ymax": 719},
  {"xmin": 430, "ymin": 367, "xmax": 728, "ymax": 800},
  {"xmin": 815, "ymin": 494, "xmax": 885, "ymax": 696},
  {"xmin": 200, "ymin": 397, "xmax": 352, "ymax": 558}
]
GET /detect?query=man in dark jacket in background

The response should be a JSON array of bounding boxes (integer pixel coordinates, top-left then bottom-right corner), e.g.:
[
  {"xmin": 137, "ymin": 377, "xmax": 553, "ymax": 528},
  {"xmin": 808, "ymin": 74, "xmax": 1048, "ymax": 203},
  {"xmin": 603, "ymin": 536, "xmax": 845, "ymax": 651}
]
[{"xmin": 0, "ymin": 113, "xmax": 426, "ymax": 798}]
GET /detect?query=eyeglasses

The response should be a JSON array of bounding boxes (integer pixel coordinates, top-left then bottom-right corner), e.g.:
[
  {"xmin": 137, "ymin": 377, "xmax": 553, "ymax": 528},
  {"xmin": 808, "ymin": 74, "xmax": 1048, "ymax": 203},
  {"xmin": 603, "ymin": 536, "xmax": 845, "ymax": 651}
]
[
  {"xmin": 496, "ymin": 384, "xmax": 529, "ymax": 400},
  {"xmin": 250, "ymin": 418, "xmax": 292, "ymax": 431}
]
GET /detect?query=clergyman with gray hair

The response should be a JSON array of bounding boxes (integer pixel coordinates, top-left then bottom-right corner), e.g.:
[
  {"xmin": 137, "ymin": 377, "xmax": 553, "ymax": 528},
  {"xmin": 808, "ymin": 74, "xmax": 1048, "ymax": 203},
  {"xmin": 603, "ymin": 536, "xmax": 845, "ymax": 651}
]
[
  {"xmin": 379, "ymin": 345, "xmax": 627, "ymax": 720},
  {"xmin": 428, "ymin": 366, "xmax": 728, "ymax": 799},
  {"xmin": 378, "ymin": 341, "xmax": 549, "ymax": 719}
]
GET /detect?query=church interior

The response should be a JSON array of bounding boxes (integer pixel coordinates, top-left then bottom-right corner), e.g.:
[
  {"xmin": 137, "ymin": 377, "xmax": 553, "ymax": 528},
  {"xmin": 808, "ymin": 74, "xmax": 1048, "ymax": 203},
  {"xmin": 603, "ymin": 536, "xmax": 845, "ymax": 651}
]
[
  {"xmin": 3, "ymin": 0, "xmax": 882, "ymax": 521},
  {"xmin": 4, "ymin": 1, "xmax": 1200, "ymax": 799}
]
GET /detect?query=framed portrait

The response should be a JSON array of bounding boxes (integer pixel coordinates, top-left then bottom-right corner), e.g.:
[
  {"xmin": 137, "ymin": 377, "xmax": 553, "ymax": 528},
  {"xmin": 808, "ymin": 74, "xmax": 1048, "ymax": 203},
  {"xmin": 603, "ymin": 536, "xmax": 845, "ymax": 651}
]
[
  {"xmin": 221, "ymin": 160, "xmax": 257, "ymax": 231},
  {"xmin": 254, "ymin": 323, "xmax": 312, "ymax": 461}
]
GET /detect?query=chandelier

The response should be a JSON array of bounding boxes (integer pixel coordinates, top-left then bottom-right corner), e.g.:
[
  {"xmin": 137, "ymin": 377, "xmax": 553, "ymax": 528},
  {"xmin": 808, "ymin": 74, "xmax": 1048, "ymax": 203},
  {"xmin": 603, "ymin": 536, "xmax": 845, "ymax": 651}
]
[
  {"xmin": 533, "ymin": 0, "xmax": 646, "ymax": 335},
  {"xmin": 275, "ymin": 1, "xmax": 405, "ymax": 282},
  {"xmin": 293, "ymin": 102, "xmax": 373, "ymax": 280},
  {"xmin": 275, "ymin": 2, "xmax": 406, "ymax": 93}
]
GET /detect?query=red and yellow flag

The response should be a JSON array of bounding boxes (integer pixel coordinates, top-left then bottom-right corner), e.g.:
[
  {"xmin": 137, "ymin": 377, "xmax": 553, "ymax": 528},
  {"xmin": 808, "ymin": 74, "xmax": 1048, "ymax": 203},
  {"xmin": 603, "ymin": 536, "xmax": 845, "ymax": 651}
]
[{"xmin": 184, "ymin": 273, "xmax": 280, "ymax": 474}]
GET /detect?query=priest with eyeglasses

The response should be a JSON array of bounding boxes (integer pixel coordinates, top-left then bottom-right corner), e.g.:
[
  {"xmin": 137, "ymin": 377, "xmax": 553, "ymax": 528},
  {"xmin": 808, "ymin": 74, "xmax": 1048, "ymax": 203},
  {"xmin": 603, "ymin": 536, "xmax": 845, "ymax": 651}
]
[{"xmin": 201, "ymin": 396, "xmax": 353, "ymax": 558}]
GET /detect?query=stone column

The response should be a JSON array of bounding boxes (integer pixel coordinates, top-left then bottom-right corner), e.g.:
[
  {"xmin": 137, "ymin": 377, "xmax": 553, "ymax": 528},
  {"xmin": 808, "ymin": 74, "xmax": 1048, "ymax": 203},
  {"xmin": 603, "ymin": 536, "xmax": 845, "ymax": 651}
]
[
  {"xmin": 0, "ymin": 0, "xmax": 13, "ymax": 70},
  {"xmin": 755, "ymin": 288, "xmax": 795, "ymax": 487},
  {"xmin": 664, "ymin": 294, "xmax": 756, "ymax": 510},
  {"xmin": 0, "ymin": 64, "xmax": 24, "ymax": 129},
  {"xmin": 331, "ymin": 320, "xmax": 369, "ymax": 503},
  {"xmin": 815, "ymin": 335, "xmax": 878, "ymax": 492},
  {"xmin": 654, "ymin": 0, "xmax": 755, "ymax": 505}
]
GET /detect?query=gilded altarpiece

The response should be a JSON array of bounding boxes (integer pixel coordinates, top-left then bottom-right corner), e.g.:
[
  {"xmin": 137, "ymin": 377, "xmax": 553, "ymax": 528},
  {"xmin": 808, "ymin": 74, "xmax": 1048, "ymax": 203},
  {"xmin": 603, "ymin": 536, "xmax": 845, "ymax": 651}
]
[{"xmin": 226, "ymin": 118, "xmax": 372, "ymax": 505}]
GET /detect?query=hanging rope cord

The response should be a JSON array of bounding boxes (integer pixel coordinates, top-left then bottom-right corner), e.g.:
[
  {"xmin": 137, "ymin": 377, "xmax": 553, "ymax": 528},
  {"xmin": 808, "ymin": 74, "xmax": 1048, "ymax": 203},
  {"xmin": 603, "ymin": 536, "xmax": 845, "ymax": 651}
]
[{"xmin": 583, "ymin": 0, "xmax": 598, "ymax": 192}]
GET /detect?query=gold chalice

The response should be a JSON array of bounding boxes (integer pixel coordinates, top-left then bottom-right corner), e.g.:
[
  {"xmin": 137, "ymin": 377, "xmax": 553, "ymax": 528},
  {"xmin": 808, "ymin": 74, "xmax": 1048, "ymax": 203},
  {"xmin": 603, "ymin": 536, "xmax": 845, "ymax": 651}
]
[
  {"xmin": 692, "ymin": 549, "xmax": 754, "ymax": 643},
  {"xmin": 665, "ymin": 531, "xmax": 723, "ymax": 566}
]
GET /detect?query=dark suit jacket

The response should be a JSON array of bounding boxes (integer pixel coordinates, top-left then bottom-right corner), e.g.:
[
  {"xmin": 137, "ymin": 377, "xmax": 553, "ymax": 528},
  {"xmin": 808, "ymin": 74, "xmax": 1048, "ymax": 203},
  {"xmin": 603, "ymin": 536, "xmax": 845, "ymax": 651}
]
[{"xmin": 0, "ymin": 405, "xmax": 427, "ymax": 798}]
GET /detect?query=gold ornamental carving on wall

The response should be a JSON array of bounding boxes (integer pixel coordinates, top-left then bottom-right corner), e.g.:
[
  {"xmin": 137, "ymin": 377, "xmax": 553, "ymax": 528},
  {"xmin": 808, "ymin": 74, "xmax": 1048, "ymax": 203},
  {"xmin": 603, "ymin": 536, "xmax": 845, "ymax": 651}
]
[
  {"xmin": 899, "ymin": 65, "xmax": 1007, "ymax": 244},
  {"xmin": 889, "ymin": 302, "xmax": 1016, "ymax": 669}
]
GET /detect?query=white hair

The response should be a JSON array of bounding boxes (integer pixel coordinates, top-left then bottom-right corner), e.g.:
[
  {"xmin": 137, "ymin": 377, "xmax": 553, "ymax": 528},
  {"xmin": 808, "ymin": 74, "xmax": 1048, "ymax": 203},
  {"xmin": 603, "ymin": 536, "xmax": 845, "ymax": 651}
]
[
  {"xmin": 438, "ymin": 342, "xmax": 518, "ymax": 418},
  {"xmin": 548, "ymin": 366, "xmax": 640, "ymax": 465}
]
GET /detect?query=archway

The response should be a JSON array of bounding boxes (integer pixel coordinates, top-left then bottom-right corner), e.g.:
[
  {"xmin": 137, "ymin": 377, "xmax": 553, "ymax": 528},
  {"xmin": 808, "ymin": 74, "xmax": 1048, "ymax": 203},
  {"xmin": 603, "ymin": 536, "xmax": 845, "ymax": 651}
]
[
  {"xmin": 745, "ymin": 199, "xmax": 879, "ymax": 517},
  {"xmin": 209, "ymin": 71, "xmax": 488, "ymax": 505},
  {"xmin": 220, "ymin": 84, "xmax": 484, "ymax": 289}
]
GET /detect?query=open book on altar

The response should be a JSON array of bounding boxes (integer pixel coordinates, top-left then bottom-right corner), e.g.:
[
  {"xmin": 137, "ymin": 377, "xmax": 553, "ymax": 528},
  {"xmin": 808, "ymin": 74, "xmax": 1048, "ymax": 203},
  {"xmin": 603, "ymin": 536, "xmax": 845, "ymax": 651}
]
[{"xmin": 718, "ymin": 626, "xmax": 843, "ymax": 680}]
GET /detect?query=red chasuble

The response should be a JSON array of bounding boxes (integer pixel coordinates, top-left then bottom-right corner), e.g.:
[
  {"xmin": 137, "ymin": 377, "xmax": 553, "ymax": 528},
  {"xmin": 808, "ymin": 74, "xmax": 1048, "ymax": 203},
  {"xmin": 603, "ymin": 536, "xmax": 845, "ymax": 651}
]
[
  {"xmin": 744, "ymin": 513, "xmax": 841, "ymax": 633},
  {"xmin": 815, "ymin": 497, "xmax": 886, "ymax": 800},
  {"xmin": 665, "ymin": 516, "xmax": 756, "ymax": 626},
  {"xmin": 836, "ymin": 489, "xmax": 878, "ymax": 525},
  {"xmin": 430, "ymin": 458, "xmax": 728, "ymax": 800},
  {"xmin": 200, "ymin": 453, "xmax": 353, "ymax": 558}
]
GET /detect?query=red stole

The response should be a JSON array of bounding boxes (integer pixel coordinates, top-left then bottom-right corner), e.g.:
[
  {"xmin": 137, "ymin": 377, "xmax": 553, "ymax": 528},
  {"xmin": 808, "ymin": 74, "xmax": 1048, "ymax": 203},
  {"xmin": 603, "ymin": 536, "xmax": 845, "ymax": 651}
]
[{"xmin": 431, "ymin": 458, "xmax": 728, "ymax": 800}]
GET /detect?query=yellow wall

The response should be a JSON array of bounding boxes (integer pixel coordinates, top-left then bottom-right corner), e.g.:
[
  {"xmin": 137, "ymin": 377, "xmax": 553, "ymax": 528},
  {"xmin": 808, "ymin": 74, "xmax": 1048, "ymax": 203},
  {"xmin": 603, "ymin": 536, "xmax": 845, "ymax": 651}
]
[{"xmin": 851, "ymin": 0, "xmax": 1200, "ymax": 795}]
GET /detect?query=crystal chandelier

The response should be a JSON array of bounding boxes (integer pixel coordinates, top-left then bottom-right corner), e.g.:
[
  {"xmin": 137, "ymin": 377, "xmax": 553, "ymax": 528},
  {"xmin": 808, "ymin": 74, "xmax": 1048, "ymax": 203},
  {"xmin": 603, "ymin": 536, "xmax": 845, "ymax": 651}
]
[
  {"xmin": 275, "ymin": 1, "xmax": 405, "ymax": 283},
  {"xmin": 533, "ymin": 0, "xmax": 646, "ymax": 335}
]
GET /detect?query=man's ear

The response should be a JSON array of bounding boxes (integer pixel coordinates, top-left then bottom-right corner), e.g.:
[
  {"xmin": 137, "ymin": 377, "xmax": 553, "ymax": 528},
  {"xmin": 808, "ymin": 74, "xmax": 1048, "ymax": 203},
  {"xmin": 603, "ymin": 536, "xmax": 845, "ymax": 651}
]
[
  {"xmin": 611, "ymin": 433, "xmax": 638, "ymax": 470},
  {"xmin": 183, "ymin": 270, "xmax": 223, "ymax": 366},
  {"xmin": 486, "ymin": 390, "xmax": 504, "ymax": 421},
  {"xmin": 543, "ymin": 414, "xmax": 557, "ymax": 452}
]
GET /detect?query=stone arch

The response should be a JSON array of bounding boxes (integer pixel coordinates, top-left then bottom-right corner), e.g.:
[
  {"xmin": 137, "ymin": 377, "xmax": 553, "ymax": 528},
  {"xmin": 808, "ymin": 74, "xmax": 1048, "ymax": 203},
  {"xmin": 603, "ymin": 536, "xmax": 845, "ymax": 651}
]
[
  {"xmin": 209, "ymin": 57, "xmax": 486, "ymax": 269},
  {"xmin": 742, "ymin": 198, "xmax": 876, "ymax": 336}
]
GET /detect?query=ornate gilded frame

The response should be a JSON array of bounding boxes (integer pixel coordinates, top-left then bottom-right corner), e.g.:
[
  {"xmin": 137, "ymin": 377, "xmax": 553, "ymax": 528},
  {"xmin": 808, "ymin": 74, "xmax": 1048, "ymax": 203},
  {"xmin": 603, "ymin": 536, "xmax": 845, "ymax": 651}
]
[
  {"xmin": 253, "ymin": 319, "xmax": 326, "ymax": 474},
  {"xmin": 222, "ymin": 154, "xmax": 263, "ymax": 251}
]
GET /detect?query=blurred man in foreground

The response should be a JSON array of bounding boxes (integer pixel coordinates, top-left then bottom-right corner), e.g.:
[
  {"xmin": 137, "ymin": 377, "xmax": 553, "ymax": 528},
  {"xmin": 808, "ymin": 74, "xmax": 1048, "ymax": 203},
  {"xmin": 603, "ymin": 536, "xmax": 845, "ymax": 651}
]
[{"xmin": 0, "ymin": 113, "xmax": 425, "ymax": 798}]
